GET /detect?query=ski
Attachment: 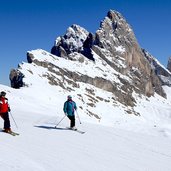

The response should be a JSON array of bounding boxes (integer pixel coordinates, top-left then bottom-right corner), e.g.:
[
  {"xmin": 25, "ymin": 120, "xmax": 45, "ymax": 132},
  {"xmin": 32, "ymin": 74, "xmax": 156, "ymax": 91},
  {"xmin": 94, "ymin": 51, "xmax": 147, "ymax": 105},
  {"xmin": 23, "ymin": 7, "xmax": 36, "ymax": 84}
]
[
  {"xmin": 55, "ymin": 127, "xmax": 85, "ymax": 134},
  {"xmin": 74, "ymin": 129, "xmax": 85, "ymax": 134},
  {"xmin": 0, "ymin": 128, "xmax": 19, "ymax": 136},
  {"xmin": 4, "ymin": 131, "xmax": 19, "ymax": 136},
  {"xmin": 66, "ymin": 127, "xmax": 85, "ymax": 134},
  {"xmin": 11, "ymin": 131, "xmax": 19, "ymax": 136}
]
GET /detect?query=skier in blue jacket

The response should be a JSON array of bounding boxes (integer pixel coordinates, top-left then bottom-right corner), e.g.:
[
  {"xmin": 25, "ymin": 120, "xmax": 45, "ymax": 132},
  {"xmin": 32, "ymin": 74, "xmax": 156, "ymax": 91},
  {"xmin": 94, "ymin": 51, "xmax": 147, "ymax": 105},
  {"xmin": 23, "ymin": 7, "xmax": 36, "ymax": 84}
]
[{"xmin": 63, "ymin": 95, "xmax": 77, "ymax": 130}]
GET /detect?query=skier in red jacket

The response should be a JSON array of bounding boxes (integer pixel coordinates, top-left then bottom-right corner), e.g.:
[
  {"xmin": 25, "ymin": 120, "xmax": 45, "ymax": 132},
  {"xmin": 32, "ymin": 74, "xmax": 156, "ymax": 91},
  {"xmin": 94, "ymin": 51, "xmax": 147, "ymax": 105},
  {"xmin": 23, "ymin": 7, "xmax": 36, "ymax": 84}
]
[{"xmin": 0, "ymin": 91, "xmax": 12, "ymax": 133}]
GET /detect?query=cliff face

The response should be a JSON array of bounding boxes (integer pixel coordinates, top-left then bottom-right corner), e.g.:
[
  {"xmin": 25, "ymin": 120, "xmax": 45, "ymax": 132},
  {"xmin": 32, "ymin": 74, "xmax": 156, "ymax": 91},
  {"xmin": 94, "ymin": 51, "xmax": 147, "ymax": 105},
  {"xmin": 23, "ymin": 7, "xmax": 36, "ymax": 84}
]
[
  {"xmin": 50, "ymin": 10, "xmax": 166, "ymax": 98},
  {"xmin": 93, "ymin": 10, "xmax": 165, "ymax": 98}
]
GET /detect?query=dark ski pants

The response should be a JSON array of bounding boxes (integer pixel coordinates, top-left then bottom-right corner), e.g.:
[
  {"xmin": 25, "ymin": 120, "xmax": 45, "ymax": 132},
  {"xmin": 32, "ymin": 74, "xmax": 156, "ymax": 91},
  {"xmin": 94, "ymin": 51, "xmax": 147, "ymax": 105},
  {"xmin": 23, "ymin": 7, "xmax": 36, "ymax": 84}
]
[
  {"xmin": 67, "ymin": 115, "xmax": 75, "ymax": 128},
  {"xmin": 0, "ymin": 112, "xmax": 11, "ymax": 129}
]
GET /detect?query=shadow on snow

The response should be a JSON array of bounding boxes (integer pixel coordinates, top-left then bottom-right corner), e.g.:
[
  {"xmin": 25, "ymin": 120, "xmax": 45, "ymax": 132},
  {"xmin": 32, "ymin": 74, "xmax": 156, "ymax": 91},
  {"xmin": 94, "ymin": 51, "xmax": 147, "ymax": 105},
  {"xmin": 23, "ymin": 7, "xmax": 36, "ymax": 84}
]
[{"xmin": 34, "ymin": 125, "xmax": 68, "ymax": 130}]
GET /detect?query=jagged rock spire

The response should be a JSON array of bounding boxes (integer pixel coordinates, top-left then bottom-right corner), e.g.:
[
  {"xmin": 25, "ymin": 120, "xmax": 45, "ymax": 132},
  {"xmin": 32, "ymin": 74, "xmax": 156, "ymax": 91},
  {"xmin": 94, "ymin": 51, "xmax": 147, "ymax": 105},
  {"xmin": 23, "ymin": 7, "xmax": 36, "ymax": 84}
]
[{"xmin": 51, "ymin": 24, "xmax": 89, "ymax": 57}]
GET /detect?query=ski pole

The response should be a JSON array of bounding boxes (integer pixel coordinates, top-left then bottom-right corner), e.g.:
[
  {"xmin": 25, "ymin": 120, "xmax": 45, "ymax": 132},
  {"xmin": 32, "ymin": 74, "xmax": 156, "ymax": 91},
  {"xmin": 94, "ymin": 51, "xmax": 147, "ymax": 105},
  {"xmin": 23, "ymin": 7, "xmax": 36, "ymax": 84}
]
[
  {"xmin": 9, "ymin": 111, "xmax": 18, "ymax": 129},
  {"xmin": 55, "ymin": 115, "xmax": 66, "ymax": 128},
  {"xmin": 76, "ymin": 110, "xmax": 81, "ymax": 124}
]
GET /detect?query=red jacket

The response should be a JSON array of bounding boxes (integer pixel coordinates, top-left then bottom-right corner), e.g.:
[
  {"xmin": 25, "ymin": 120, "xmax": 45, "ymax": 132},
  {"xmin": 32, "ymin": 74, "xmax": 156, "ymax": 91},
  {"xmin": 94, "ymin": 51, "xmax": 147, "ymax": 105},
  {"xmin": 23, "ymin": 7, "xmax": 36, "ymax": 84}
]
[{"xmin": 0, "ymin": 97, "xmax": 9, "ymax": 113}]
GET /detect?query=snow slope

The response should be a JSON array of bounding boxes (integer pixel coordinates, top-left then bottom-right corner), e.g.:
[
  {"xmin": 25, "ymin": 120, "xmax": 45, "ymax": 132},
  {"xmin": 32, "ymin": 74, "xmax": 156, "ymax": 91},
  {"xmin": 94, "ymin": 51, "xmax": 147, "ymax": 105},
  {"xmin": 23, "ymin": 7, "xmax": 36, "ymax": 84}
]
[{"xmin": 1, "ymin": 83, "xmax": 171, "ymax": 171}]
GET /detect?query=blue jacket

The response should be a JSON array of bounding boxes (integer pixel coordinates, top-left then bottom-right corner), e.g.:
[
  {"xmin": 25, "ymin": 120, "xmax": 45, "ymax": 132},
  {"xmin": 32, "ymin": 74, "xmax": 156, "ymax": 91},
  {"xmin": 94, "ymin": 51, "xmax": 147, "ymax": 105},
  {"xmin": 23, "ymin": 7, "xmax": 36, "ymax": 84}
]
[{"xmin": 63, "ymin": 100, "xmax": 77, "ymax": 116}]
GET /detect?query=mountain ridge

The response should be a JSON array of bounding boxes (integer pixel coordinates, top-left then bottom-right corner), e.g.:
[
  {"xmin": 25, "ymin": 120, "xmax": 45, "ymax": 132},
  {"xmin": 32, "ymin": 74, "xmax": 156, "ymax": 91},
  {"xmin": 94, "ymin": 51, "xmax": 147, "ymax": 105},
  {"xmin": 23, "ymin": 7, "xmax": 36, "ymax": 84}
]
[{"xmin": 9, "ymin": 9, "xmax": 171, "ymax": 120}]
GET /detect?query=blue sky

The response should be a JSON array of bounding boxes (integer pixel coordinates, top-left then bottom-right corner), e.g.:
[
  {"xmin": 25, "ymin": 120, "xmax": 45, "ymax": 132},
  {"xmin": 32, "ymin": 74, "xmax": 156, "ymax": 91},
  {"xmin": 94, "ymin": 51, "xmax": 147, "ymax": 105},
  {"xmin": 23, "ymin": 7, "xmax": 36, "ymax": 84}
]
[{"xmin": 0, "ymin": 0, "xmax": 171, "ymax": 85}]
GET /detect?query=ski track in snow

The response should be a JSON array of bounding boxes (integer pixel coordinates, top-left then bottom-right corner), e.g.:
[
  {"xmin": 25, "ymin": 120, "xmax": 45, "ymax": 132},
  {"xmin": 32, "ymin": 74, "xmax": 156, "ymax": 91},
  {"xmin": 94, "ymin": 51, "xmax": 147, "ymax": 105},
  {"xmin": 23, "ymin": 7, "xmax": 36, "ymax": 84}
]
[
  {"xmin": 0, "ymin": 85, "xmax": 171, "ymax": 171},
  {"xmin": 1, "ymin": 111, "xmax": 171, "ymax": 171}
]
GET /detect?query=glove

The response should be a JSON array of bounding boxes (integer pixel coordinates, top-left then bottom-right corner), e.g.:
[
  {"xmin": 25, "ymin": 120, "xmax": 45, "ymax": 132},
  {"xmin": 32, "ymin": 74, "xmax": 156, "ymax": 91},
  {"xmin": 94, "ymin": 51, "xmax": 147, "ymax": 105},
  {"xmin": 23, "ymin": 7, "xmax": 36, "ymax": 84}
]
[{"xmin": 8, "ymin": 107, "xmax": 11, "ymax": 112}]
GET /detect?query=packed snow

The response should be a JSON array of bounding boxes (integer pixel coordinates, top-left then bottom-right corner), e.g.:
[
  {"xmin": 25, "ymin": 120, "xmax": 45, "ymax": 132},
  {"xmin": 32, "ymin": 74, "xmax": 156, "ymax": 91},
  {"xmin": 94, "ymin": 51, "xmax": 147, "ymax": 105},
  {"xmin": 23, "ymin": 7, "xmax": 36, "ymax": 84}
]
[{"xmin": 1, "ymin": 82, "xmax": 171, "ymax": 171}]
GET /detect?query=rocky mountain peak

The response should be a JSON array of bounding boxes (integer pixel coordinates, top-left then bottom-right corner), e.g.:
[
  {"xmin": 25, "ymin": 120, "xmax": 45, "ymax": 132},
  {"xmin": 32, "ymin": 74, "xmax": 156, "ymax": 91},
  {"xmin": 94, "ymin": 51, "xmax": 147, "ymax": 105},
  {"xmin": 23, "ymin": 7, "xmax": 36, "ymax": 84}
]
[
  {"xmin": 102, "ymin": 9, "xmax": 133, "ymax": 35},
  {"xmin": 51, "ymin": 24, "xmax": 89, "ymax": 57},
  {"xmin": 93, "ymin": 10, "xmax": 166, "ymax": 98}
]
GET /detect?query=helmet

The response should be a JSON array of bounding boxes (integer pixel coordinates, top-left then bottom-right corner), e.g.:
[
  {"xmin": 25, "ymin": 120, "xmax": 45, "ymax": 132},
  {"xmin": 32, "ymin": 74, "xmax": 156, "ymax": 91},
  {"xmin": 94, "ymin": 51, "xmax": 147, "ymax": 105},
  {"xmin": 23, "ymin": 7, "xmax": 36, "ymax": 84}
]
[
  {"xmin": 0, "ymin": 91, "xmax": 6, "ymax": 96},
  {"xmin": 67, "ymin": 95, "xmax": 72, "ymax": 99}
]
